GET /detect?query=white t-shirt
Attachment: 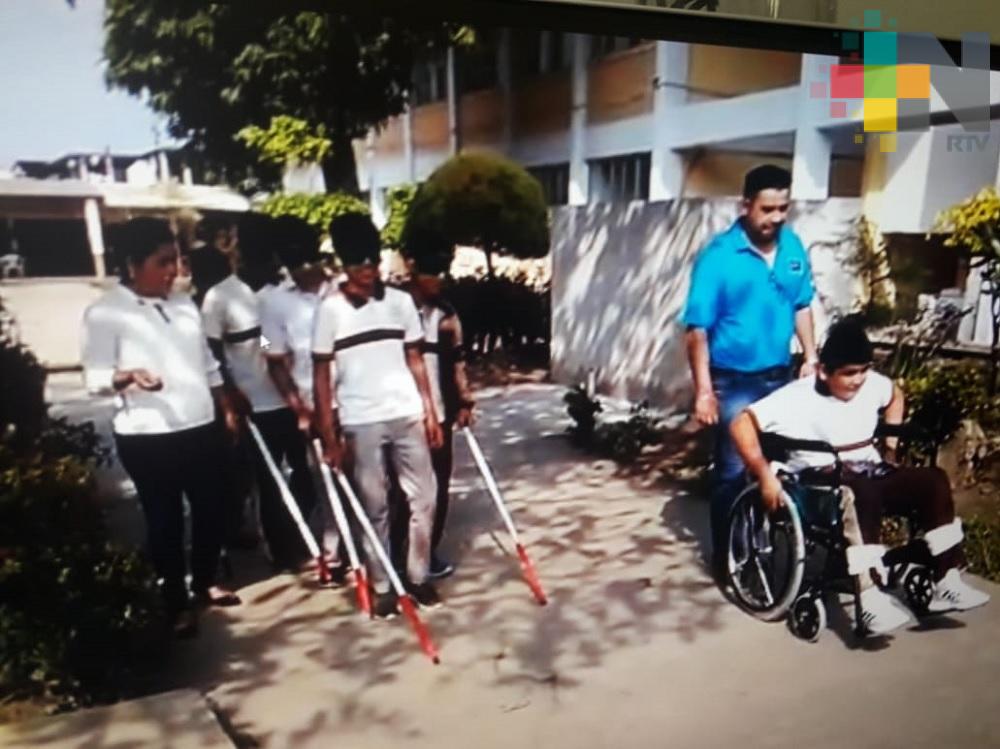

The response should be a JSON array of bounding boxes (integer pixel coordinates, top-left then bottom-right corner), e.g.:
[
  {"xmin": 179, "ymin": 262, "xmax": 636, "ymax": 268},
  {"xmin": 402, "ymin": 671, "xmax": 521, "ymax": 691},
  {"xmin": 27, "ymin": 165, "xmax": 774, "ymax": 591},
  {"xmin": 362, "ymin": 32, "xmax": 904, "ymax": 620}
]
[
  {"xmin": 81, "ymin": 284, "xmax": 223, "ymax": 435},
  {"xmin": 260, "ymin": 282, "xmax": 329, "ymax": 408},
  {"xmin": 311, "ymin": 284, "xmax": 425, "ymax": 427},
  {"xmin": 201, "ymin": 274, "xmax": 285, "ymax": 413},
  {"xmin": 747, "ymin": 371, "xmax": 895, "ymax": 470}
]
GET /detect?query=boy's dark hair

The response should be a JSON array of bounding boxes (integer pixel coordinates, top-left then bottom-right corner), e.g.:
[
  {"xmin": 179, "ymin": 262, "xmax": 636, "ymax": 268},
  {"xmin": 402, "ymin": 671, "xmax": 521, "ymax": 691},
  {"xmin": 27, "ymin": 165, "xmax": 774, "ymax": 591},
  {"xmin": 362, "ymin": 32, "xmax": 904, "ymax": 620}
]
[
  {"xmin": 412, "ymin": 251, "xmax": 452, "ymax": 276},
  {"xmin": 189, "ymin": 247, "xmax": 231, "ymax": 304},
  {"xmin": 820, "ymin": 316, "xmax": 874, "ymax": 373},
  {"xmin": 236, "ymin": 212, "xmax": 276, "ymax": 262},
  {"xmin": 196, "ymin": 213, "xmax": 234, "ymax": 243},
  {"xmin": 329, "ymin": 212, "xmax": 380, "ymax": 266},
  {"xmin": 743, "ymin": 164, "xmax": 792, "ymax": 200},
  {"xmin": 112, "ymin": 217, "xmax": 175, "ymax": 282},
  {"xmin": 272, "ymin": 215, "xmax": 320, "ymax": 270}
]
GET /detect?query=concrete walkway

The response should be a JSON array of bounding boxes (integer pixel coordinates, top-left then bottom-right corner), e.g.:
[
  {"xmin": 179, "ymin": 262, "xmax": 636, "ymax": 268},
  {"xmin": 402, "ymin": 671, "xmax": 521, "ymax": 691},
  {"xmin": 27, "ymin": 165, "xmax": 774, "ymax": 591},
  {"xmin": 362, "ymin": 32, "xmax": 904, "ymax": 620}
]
[{"xmin": 20, "ymin": 378, "xmax": 1000, "ymax": 748}]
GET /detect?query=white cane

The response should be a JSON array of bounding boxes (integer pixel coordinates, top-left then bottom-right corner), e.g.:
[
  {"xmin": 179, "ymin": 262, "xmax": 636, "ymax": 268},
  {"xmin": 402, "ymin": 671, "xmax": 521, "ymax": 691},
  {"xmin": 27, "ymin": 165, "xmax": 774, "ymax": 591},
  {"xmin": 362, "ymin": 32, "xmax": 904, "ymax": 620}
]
[
  {"xmin": 462, "ymin": 427, "xmax": 548, "ymax": 605},
  {"xmin": 246, "ymin": 420, "xmax": 330, "ymax": 584},
  {"xmin": 332, "ymin": 469, "xmax": 441, "ymax": 664},
  {"xmin": 311, "ymin": 439, "xmax": 371, "ymax": 615}
]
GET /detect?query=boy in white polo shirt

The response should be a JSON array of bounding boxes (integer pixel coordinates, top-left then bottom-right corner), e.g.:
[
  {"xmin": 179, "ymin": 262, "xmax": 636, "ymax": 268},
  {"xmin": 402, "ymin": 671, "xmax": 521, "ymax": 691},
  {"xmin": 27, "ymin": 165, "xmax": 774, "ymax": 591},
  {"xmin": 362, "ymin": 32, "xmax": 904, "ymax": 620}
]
[
  {"xmin": 313, "ymin": 213, "xmax": 444, "ymax": 618},
  {"xmin": 203, "ymin": 212, "xmax": 319, "ymax": 572}
]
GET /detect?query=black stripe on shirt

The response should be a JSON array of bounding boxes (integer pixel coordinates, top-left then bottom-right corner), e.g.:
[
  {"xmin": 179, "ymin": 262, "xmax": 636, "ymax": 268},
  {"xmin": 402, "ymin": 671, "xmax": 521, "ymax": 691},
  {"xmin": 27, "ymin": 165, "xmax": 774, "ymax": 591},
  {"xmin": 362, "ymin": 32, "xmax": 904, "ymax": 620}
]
[
  {"xmin": 421, "ymin": 341, "xmax": 443, "ymax": 356},
  {"xmin": 222, "ymin": 326, "xmax": 262, "ymax": 344},
  {"xmin": 333, "ymin": 328, "xmax": 405, "ymax": 352}
]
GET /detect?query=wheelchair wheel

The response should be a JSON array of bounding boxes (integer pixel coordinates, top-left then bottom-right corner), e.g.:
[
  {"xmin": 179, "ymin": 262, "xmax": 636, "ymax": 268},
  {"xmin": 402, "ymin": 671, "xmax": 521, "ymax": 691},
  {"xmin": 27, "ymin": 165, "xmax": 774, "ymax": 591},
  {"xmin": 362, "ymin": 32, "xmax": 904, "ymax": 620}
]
[
  {"xmin": 725, "ymin": 481, "xmax": 806, "ymax": 622},
  {"xmin": 903, "ymin": 567, "xmax": 934, "ymax": 616},
  {"xmin": 788, "ymin": 593, "xmax": 826, "ymax": 642}
]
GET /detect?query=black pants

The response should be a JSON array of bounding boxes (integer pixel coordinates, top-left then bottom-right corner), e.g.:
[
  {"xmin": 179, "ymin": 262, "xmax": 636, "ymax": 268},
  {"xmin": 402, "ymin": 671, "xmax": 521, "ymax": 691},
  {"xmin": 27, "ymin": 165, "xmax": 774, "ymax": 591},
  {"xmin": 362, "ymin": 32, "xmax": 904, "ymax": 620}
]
[
  {"xmin": 250, "ymin": 408, "xmax": 318, "ymax": 568},
  {"xmin": 390, "ymin": 421, "xmax": 454, "ymax": 571},
  {"xmin": 115, "ymin": 422, "xmax": 228, "ymax": 612}
]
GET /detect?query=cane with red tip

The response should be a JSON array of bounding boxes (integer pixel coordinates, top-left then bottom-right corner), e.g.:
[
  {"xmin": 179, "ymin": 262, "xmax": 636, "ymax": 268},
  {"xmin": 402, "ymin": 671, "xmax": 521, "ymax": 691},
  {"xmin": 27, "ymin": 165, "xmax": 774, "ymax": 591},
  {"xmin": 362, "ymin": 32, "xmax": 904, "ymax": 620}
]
[
  {"xmin": 246, "ymin": 421, "xmax": 330, "ymax": 585},
  {"xmin": 462, "ymin": 427, "xmax": 548, "ymax": 606},
  {"xmin": 312, "ymin": 439, "xmax": 371, "ymax": 615},
  {"xmin": 332, "ymin": 469, "xmax": 441, "ymax": 665}
]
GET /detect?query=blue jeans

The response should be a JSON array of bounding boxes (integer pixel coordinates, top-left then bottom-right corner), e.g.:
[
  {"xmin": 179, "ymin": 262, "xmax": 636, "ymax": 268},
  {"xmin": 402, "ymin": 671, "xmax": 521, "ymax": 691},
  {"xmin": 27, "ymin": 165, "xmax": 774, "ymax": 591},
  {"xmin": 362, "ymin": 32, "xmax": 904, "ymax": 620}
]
[{"xmin": 710, "ymin": 366, "xmax": 791, "ymax": 562}]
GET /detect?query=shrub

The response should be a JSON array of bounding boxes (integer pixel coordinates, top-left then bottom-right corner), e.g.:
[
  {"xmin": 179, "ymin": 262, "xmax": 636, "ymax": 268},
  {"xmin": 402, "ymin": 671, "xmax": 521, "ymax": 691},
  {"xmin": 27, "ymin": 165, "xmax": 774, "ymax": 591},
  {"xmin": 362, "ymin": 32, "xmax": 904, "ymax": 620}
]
[
  {"xmin": 380, "ymin": 184, "xmax": 417, "ymax": 251},
  {"xmin": 0, "ymin": 298, "xmax": 47, "ymax": 448},
  {"xmin": 963, "ymin": 512, "xmax": 1000, "ymax": 583},
  {"xmin": 901, "ymin": 360, "xmax": 1000, "ymax": 462},
  {"xmin": 401, "ymin": 152, "xmax": 549, "ymax": 277},
  {"xmin": 564, "ymin": 385, "xmax": 602, "ymax": 445},
  {"xmin": 564, "ymin": 389, "xmax": 664, "ymax": 464},
  {"xmin": 0, "ymin": 425, "xmax": 160, "ymax": 709}
]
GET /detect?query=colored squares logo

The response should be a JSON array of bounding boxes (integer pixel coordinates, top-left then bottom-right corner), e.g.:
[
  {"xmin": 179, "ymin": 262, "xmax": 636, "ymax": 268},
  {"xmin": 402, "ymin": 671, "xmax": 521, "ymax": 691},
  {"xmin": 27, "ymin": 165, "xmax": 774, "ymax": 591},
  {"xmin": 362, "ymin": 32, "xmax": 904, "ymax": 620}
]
[{"xmin": 822, "ymin": 13, "xmax": 933, "ymax": 152}]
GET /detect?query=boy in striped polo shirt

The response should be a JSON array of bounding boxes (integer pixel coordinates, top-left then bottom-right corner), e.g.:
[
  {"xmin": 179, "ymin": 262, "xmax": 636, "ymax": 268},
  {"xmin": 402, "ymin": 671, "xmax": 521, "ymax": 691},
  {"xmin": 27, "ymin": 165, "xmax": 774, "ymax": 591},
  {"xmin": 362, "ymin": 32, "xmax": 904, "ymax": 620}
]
[{"xmin": 312, "ymin": 213, "xmax": 444, "ymax": 618}]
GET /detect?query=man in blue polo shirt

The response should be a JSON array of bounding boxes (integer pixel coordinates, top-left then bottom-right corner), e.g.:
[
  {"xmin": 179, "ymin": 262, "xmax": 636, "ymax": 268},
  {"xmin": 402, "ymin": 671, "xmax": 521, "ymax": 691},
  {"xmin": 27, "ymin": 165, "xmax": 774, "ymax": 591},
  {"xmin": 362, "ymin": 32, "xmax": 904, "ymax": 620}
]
[{"xmin": 682, "ymin": 164, "xmax": 818, "ymax": 576}]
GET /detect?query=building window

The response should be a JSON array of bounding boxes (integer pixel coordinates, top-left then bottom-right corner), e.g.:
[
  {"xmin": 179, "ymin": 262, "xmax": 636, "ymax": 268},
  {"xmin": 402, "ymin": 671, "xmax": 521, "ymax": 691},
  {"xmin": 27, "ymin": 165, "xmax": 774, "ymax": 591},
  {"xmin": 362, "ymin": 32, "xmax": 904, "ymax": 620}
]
[
  {"xmin": 513, "ymin": 31, "xmax": 572, "ymax": 79},
  {"xmin": 460, "ymin": 34, "xmax": 500, "ymax": 92},
  {"xmin": 589, "ymin": 35, "xmax": 644, "ymax": 62},
  {"xmin": 527, "ymin": 163, "xmax": 570, "ymax": 206},
  {"xmin": 411, "ymin": 55, "xmax": 447, "ymax": 106},
  {"xmin": 588, "ymin": 153, "xmax": 651, "ymax": 203}
]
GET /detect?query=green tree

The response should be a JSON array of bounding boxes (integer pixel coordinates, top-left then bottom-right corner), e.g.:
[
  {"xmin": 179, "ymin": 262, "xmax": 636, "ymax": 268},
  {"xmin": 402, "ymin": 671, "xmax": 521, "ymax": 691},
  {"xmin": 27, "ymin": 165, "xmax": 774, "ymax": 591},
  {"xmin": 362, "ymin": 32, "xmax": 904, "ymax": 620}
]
[
  {"xmin": 103, "ymin": 2, "xmax": 463, "ymax": 191},
  {"xmin": 401, "ymin": 152, "xmax": 549, "ymax": 278},
  {"xmin": 935, "ymin": 186, "xmax": 1000, "ymax": 391}
]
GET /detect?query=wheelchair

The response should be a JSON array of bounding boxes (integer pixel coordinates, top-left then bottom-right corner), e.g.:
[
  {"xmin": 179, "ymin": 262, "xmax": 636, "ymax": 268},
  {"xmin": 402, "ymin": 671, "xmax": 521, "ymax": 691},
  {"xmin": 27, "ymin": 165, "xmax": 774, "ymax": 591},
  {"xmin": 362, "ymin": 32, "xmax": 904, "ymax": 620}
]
[{"xmin": 722, "ymin": 427, "xmax": 937, "ymax": 642}]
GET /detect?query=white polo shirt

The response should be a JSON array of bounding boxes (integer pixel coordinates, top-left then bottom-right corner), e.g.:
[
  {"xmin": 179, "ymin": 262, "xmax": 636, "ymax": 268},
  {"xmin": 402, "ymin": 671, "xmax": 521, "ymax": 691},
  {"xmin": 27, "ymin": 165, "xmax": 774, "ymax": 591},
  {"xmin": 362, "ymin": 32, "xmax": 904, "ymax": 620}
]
[
  {"xmin": 260, "ymin": 282, "xmax": 329, "ymax": 407},
  {"xmin": 81, "ymin": 284, "xmax": 223, "ymax": 436},
  {"xmin": 201, "ymin": 274, "xmax": 285, "ymax": 413},
  {"xmin": 311, "ymin": 284, "xmax": 425, "ymax": 427},
  {"xmin": 747, "ymin": 372, "xmax": 895, "ymax": 471}
]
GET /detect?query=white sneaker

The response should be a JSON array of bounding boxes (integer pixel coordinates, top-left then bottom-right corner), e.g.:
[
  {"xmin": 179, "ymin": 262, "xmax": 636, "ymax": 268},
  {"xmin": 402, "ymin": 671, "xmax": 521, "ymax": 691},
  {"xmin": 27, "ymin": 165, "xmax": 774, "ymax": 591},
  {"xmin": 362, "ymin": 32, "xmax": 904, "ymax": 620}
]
[
  {"xmin": 928, "ymin": 569, "xmax": 991, "ymax": 613},
  {"xmin": 859, "ymin": 587, "xmax": 914, "ymax": 635}
]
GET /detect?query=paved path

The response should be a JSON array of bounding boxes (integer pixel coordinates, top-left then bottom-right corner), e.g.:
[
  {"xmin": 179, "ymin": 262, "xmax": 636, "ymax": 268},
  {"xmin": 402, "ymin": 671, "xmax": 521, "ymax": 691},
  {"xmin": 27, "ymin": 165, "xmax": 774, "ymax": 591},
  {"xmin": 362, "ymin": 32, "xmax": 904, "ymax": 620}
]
[{"xmin": 21, "ymin": 378, "xmax": 1000, "ymax": 748}]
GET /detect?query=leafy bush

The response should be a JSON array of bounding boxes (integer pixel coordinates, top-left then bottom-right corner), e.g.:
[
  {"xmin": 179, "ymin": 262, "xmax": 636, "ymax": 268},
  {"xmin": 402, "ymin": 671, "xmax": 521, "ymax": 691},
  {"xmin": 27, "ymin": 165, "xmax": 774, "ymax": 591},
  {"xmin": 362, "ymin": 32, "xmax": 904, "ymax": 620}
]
[
  {"xmin": 901, "ymin": 360, "xmax": 1000, "ymax": 462},
  {"xmin": 259, "ymin": 192, "xmax": 369, "ymax": 234},
  {"xmin": 564, "ymin": 388, "xmax": 664, "ymax": 464},
  {"xmin": 380, "ymin": 184, "xmax": 417, "ymax": 250},
  {"xmin": 962, "ymin": 512, "xmax": 1000, "ymax": 583},
  {"xmin": 402, "ymin": 152, "xmax": 549, "ymax": 276},
  {"xmin": 593, "ymin": 402, "xmax": 664, "ymax": 464},
  {"xmin": 564, "ymin": 385, "xmax": 602, "ymax": 445},
  {"xmin": 0, "ymin": 299, "xmax": 47, "ymax": 448},
  {"xmin": 0, "ymin": 297, "xmax": 160, "ymax": 709},
  {"xmin": 0, "ymin": 426, "xmax": 160, "ymax": 709}
]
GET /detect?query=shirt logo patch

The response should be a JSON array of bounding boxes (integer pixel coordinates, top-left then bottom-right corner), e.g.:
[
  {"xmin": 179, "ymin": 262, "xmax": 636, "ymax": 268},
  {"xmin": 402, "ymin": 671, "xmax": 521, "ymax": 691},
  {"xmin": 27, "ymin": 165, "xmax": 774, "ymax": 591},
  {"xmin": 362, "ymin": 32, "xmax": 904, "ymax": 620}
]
[{"xmin": 789, "ymin": 260, "xmax": 803, "ymax": 274}]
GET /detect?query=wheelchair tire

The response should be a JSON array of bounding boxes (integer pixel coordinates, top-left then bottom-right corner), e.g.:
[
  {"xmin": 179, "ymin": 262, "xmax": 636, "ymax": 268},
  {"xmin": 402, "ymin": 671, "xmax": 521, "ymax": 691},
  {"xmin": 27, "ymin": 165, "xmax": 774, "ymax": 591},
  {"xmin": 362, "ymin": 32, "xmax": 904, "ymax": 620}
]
[
  {"xmin": 788, "ymin": 594, "xmax": 826, "ymax": 642},
  {"xmin": 725, "ymin": 481, "xmax": 806, "ymax": 622},
  {"xmin": 903, "ymin": 567, "xmax": 934, "ymax": 616}
]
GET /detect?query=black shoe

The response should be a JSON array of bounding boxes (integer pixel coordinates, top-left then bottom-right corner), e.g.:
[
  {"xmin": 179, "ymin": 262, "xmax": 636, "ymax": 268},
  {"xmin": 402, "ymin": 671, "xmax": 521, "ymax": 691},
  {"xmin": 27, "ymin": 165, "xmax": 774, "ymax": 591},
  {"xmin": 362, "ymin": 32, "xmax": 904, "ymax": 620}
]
[
  {"xmin": 373, "ymin": 591, "xmax": 399, "ymax": 620},
  {"xmin": 407, "ymin": 581, "xmax": 442, "ymax": 609},
  {"xmin": 329, "ymin": 562, "xmax": 348, "ymax": 587},
  {"xmin": 427, "ymin": 555, "xmax": 455, "ymax": 580}
]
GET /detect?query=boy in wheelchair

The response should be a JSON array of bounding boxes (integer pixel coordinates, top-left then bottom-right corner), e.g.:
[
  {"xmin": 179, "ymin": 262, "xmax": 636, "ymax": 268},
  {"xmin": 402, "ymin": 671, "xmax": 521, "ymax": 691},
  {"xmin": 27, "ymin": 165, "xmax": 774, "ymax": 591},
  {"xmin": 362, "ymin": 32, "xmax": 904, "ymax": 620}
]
[{"xmin": 729, "ymin": 318, "xmax": 989, "ymax": 636}]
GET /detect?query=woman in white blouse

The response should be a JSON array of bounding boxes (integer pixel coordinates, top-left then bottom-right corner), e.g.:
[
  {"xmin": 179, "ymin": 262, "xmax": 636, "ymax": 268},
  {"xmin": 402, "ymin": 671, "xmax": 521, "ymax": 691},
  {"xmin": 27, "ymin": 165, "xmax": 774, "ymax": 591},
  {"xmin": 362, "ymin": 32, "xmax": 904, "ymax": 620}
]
[{"xmin": 81, "ymin": 217, "xmax": 242, "ymax": 637}]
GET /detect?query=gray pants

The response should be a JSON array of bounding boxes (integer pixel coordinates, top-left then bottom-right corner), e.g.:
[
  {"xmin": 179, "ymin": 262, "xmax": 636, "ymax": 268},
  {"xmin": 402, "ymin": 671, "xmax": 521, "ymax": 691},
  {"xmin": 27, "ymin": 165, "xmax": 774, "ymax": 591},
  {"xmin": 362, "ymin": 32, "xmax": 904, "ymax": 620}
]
[{"xmin": 344, "ymin": 416, "xmax": 437, "ymax": 593}]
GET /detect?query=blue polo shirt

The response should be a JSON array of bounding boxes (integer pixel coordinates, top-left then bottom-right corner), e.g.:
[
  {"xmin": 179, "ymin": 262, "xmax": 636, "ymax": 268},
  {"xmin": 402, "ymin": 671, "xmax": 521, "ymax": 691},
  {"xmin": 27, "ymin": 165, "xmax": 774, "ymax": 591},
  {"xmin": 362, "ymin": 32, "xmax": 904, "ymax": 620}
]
[{"xmin": 682, "ymin": 220, "xmax": 814, "ymax": 372}]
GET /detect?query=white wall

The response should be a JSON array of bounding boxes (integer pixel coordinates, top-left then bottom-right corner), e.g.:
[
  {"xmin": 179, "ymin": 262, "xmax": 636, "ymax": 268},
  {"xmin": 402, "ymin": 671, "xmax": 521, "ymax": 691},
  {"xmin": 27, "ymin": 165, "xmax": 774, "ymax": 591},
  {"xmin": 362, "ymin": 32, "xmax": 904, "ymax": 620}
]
[
  {"xmin": 550, "ymin": 198, "xmax": 863, "ymax": 411},
  {"xmin": 879, "ymin": 121, "xmax": 1000, "ymax": 233}
]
